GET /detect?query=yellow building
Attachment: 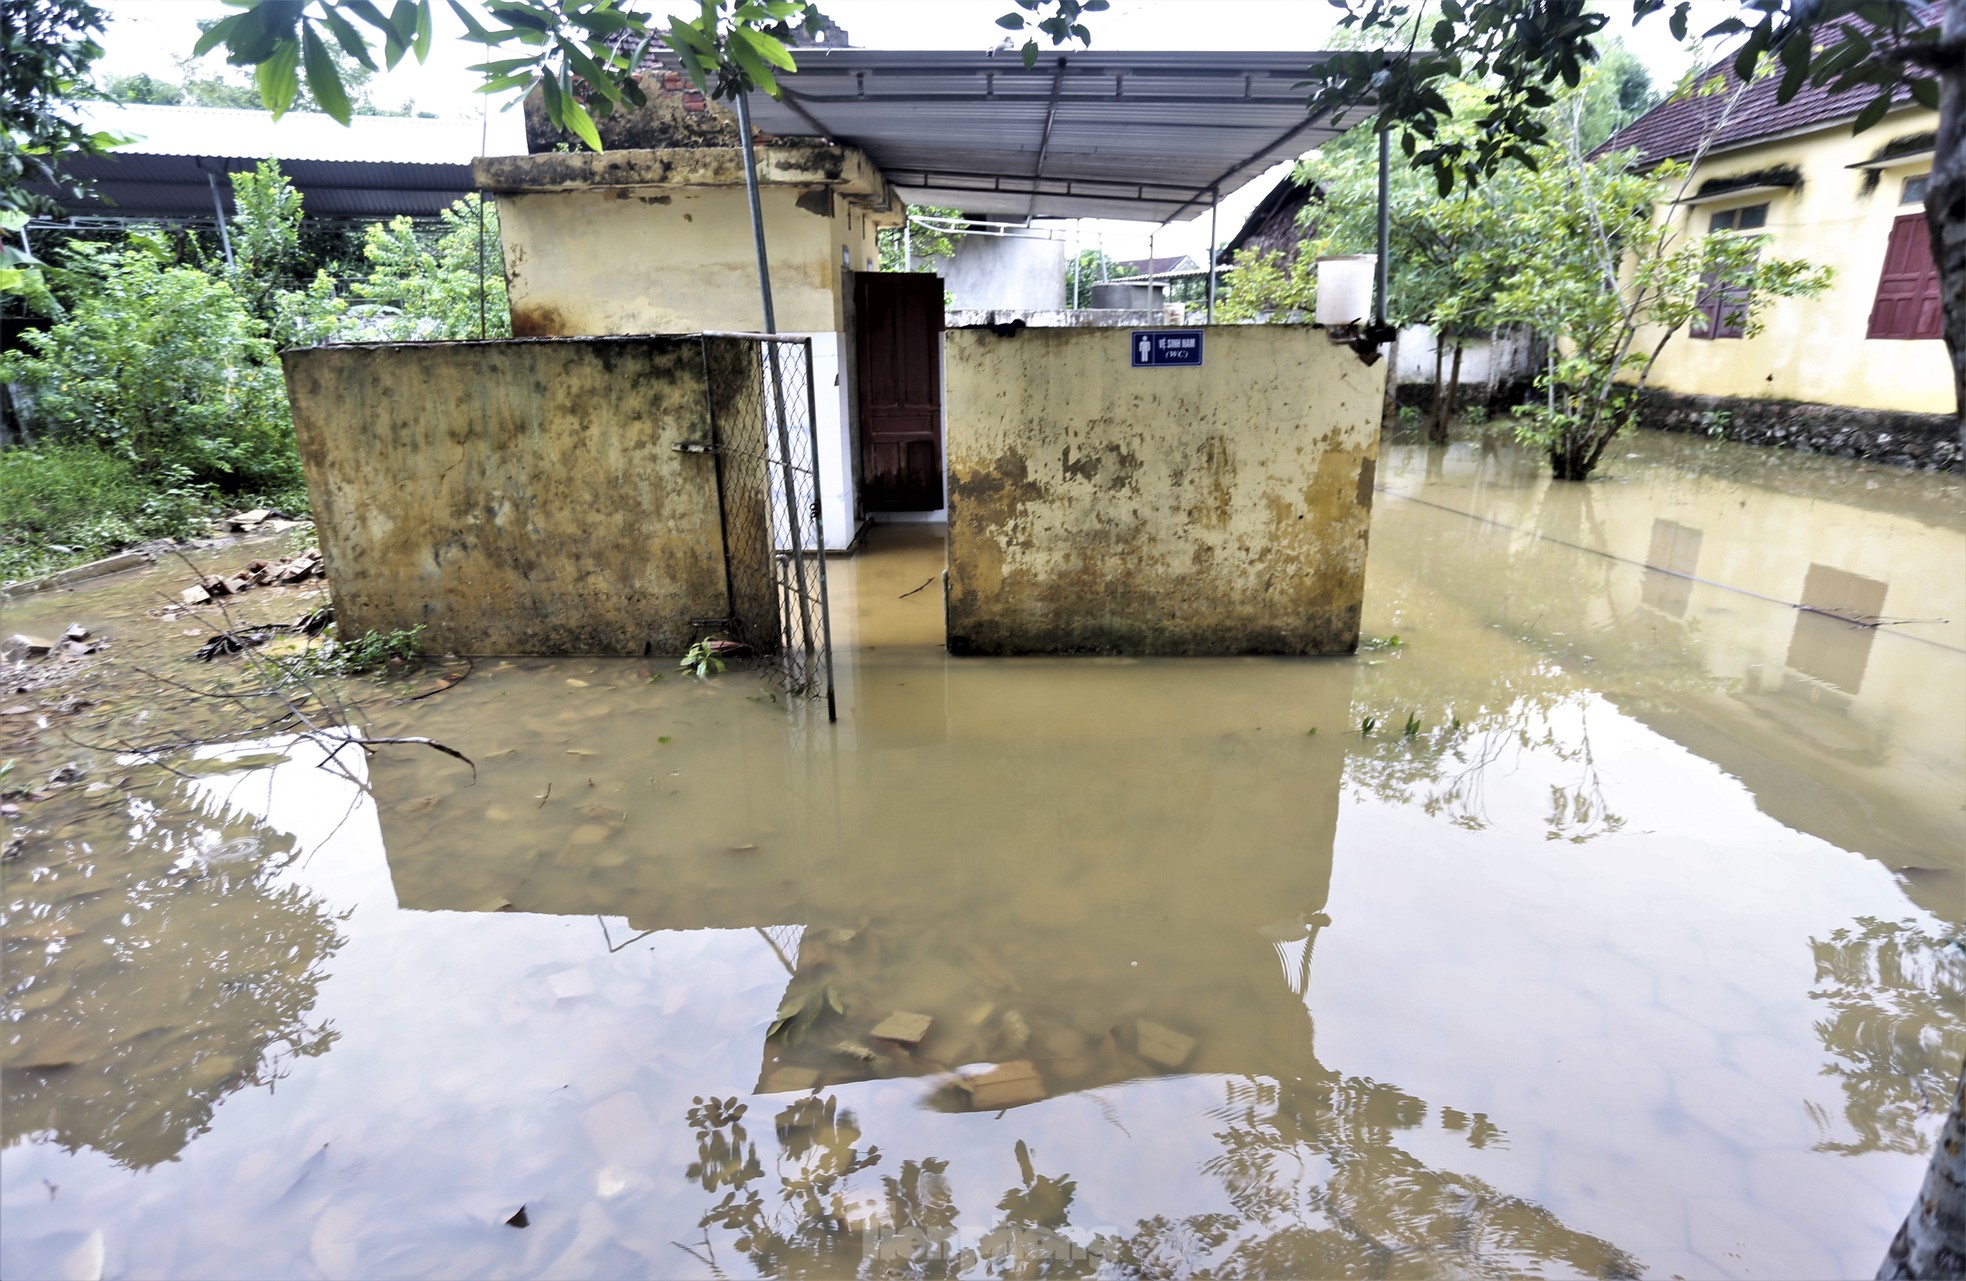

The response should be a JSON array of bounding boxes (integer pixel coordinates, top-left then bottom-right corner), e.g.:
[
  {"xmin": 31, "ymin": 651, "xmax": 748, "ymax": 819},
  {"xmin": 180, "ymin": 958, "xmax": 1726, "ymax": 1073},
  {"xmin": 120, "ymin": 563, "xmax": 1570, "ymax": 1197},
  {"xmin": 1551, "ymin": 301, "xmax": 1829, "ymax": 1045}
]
[{"xmin": 1603, "ymin": 63, "xmax": 1956, "ymax": 462}]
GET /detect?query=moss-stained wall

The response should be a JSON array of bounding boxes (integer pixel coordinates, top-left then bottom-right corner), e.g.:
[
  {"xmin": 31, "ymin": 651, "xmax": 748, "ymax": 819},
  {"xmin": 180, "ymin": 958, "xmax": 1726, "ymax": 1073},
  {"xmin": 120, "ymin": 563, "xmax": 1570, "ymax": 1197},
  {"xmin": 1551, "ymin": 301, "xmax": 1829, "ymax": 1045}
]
[
  {"xmin": 284, "ymin": 336, "xmax": 762, "ymax": 656},
  {"xmin": 944, "ymin": 326, "xmax": 1384, "ymax": 656}
]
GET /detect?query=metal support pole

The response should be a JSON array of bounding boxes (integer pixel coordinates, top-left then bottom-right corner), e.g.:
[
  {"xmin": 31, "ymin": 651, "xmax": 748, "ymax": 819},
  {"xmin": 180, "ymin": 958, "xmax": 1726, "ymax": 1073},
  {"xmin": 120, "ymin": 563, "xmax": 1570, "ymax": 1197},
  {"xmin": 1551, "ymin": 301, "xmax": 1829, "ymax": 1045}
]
[
  {"xmin": 735, "ymin": 89, "xmax": 827, "ymax": 719},
  {"xmin": 802, "ymin": 337, "xmax": 838, "ymax": 722},
  {"xmin": 206, "ymin": 169, "xmax": 235, "ymax": 271},
  {"xmin": 1375, "ymin": 127, "xmax": 1391, "ymax": 328},
  {"xmin": 904, "ymin": 214, "xmax": 913, "ymax": 271},
  {"xmin": 1207, "ymin": 187, "xmax": 1219, "ymax": 322}
]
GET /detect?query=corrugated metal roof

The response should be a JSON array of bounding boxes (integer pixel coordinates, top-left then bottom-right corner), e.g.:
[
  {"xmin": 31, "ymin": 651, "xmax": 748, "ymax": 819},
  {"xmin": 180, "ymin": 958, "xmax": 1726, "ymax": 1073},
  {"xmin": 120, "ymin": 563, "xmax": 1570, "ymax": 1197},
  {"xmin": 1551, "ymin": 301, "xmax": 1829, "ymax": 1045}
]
[
  {"xmin": 76, "ymin": 102, "xmax": 509, "ymax": 165},
  {"xmin": 24, "ymin": 103, "xmax": 495, "ymax": 223},
  {"xmin": 729, "ymin": 49, "xmax": 1356, "ymax": 222}
]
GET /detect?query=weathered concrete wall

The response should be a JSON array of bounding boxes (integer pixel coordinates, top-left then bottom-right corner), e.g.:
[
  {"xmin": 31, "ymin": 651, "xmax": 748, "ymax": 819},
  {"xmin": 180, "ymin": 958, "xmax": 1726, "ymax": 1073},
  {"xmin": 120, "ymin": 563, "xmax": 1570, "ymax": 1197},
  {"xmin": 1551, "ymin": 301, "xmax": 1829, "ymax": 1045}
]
[
  {"xmin": 284, "ymin": 336, "xmax": 761, "ymax": 656},
  {"xmin": 944, "ymin": 326, "xmax": 1384, "ymax": 655},
  {"xmin": 475, "ymin": 146, "xmax": 893, "ymax": 338}
]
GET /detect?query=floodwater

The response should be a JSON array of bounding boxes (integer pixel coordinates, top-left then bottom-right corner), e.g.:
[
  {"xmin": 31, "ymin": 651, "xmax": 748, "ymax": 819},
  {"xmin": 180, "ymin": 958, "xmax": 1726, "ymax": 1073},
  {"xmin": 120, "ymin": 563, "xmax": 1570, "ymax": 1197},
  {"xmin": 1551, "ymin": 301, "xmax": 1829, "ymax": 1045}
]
[{"xmin": 3, "ymin": 431, "xmax": 1962, "ymax": 1279}]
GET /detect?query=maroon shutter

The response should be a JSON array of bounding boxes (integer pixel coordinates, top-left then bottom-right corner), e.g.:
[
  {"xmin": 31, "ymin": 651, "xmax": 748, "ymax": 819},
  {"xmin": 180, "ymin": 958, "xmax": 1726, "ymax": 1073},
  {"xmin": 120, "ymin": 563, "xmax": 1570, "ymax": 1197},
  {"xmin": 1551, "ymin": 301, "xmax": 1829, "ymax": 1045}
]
[
  {"xmin": 1868, "ymin": 213, "xmax": 1942, "ymax": 340},
  {"xmin": 1694, "ymin": 270, "xmax": 1751, "ymax": 339}
]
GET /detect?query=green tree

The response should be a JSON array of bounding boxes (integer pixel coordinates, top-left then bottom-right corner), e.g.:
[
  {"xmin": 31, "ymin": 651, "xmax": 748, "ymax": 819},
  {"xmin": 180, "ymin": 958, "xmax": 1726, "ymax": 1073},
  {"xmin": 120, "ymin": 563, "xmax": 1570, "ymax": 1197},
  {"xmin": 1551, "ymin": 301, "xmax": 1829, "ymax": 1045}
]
[
  {"xmin": 227, "ymin": 156, "xmax": 310, "ymax": 322},
  {"xmin": 1063, "ymin": 248, "xmax": 1135, "ymax": 306},
  {"xmin": 876, "ymin": 205, "xmax": 964, "ymax": 273},
  {"xmin": 1, "ymin": 0, "xmax": 122, "ymax": 311},
  {"xmin": 1493, "ymin": 136, "xmax": 1829, "ymax": 479},
  {"xmin": 351, "ymin": 194, "xmax": 510, "ymax": 340}
]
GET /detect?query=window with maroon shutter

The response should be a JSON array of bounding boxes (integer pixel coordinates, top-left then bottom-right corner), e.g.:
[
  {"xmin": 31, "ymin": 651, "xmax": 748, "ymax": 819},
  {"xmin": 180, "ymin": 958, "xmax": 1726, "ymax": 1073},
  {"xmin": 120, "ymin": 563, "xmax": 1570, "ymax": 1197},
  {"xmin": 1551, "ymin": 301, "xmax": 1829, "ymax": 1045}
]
[
  {"xmin": 1693, "ymin": 270, "xmax": 1752, "ymax": 339},
  {"xmin": 1868, "ymin": 212, "xmax": 1942, "ymax": 340}
]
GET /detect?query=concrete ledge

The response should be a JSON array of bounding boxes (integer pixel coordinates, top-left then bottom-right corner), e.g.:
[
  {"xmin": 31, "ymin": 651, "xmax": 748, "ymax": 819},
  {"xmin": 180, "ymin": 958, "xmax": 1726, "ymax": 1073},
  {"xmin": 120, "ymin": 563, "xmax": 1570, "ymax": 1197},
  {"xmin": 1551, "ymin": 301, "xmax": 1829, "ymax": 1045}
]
[
  {"xmin": 2, "ymin": 549, "xmax": 152, "ymax": 597},
  {"xmin": 473, "ymin": 144, "xmax": 893, "ymax": 207},
  {"xmin": 1637, "ymin": 389, "xmax": 1960, "ymax": 471}
]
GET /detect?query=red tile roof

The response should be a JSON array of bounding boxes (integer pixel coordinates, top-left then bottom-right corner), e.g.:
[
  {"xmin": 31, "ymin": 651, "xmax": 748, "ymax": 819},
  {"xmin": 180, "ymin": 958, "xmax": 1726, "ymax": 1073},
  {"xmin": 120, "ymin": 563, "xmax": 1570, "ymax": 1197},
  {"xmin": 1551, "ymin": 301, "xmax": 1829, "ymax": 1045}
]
[{"xmin": 1598, "ymin": 3, "xmax": 1940, "ymax": 166}]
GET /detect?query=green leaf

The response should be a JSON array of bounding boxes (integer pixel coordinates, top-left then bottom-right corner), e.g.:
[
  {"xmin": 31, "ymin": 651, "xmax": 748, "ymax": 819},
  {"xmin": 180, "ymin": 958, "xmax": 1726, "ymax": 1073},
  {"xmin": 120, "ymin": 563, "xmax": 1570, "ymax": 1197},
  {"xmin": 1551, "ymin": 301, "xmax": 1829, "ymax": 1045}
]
[
  {"xmin": 1850, "ymin": 90, "xmax": 1891, "ymax": 134},
  {"xmin": 320, "ymin": 5, "xmax": 379, "ymax": 70},
  {"xmin": 737, "ymin": 26, "xmax": 797, "ymax": 72},
  {"xmin": 413, "ymin": 0, "xmax": 433, "ymax": 61},
  {"xmin": 561, "ymin": 40, "xmax": 620, "ymax": 103},
  {"xmin": 446, "ymin": 0, "xmax": 494, "ymax": 42},
  {"xmin": 559, "ymin": 93, "xmax": 603, "ymax": 151},
  {"xmin": 1021, "ymin": 38, "xmax": 1039, "ymax": 68},
  {"xmin": 342, "ymin": 0, "xmax": 395, "ymax": 34},
  {"xmin": 728, "ymin": 35, "xmax": 779, "ymax": 95},
  {"xmin": 301, "ymin": 25, "xmax": 353, "ymax": 124},
  {"xmin": 1909, "ymin": 77, "xmax": 1939, "ymax": 110},
  {"xmin": 193, "ymin": 13, "xmax": 245, "ymax": 58},
  {"xmin": 997, "ymin": 12, "xmax": 1026, "ymax": 28},
  {"xmin": 256, "ymin": 41, "xmax": 302, "ymax": 119}
]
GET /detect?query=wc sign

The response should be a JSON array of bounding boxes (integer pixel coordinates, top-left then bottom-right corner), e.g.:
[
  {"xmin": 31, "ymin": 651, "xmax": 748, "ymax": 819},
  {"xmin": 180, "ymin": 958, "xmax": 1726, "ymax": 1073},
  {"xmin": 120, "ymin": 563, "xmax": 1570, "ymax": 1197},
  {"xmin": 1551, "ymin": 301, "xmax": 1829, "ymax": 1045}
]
[{"xmin": 1130, "ymin": 329, "xmax": 1204, "ymax": 368}]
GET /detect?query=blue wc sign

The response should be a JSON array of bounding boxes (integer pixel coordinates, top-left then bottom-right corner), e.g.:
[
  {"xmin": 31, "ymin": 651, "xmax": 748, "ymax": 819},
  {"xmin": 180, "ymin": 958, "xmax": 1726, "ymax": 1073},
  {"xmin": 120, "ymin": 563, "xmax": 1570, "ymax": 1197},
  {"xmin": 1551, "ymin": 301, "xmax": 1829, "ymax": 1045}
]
[{"xmin": 1130, "ymin": 329, "xmax": 1204, "ymax": 368}]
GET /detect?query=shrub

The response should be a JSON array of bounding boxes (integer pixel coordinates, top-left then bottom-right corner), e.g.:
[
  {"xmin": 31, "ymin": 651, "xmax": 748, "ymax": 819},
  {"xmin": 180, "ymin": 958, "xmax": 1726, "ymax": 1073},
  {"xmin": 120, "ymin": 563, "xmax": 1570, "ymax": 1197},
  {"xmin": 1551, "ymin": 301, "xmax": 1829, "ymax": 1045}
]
[{"xmin": 2, "ymin": 242, "xmax": 301, "ymax": 493}]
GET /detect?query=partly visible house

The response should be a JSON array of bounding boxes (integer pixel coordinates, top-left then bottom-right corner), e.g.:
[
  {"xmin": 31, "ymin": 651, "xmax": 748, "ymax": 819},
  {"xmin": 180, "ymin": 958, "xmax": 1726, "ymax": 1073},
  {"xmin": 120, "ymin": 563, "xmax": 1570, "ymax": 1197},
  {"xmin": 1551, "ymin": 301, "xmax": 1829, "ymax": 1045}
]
[{"xmin": 1600, "ymin": 35, "xmax": 1957, "ymax": 466}]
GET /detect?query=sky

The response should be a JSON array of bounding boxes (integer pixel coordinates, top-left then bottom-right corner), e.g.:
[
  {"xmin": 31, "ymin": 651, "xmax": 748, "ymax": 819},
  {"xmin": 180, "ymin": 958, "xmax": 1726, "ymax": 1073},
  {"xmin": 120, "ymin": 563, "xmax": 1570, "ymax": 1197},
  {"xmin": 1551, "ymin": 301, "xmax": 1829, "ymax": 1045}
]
[{"xmin": 92, "ymin": 0, "xmax": 1707, "ymax": 261}]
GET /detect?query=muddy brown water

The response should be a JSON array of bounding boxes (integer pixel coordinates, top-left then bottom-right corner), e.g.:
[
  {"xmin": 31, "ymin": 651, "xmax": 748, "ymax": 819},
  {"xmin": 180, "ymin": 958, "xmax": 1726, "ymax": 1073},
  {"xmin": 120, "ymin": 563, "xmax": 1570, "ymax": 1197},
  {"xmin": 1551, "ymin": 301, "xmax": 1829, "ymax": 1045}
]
[{"xmin": 2, "ymin": 432, "xmax": 1961, "ymax": 1279}]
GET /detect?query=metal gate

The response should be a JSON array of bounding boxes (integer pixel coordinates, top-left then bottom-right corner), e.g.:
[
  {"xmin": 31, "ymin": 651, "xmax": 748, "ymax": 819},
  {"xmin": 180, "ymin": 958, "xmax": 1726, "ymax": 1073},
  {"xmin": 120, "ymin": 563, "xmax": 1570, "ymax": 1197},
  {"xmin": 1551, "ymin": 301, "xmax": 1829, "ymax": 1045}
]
[{"xmin": 699, "ymin": 334, "xmax": 837, "ymax": 721}]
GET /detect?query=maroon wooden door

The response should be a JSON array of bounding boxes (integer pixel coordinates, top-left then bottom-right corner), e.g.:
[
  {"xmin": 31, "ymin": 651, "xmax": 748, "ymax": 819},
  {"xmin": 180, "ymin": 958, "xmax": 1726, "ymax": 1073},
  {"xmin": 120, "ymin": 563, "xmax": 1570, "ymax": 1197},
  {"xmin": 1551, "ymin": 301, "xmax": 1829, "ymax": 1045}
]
[{"xmin": 854, "ymin": 272, "xmax": 945, "ymax": 512}]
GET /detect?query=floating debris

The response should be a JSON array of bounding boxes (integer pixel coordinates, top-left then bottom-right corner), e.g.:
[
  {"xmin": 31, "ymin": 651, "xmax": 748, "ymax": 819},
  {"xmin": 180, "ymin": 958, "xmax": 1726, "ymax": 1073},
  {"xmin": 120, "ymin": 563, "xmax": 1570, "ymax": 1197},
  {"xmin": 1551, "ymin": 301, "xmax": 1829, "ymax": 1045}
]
[
  {"xmin": 869, "ymin": 1011, "xmax": 934, "ymax": 1046},
  {"xmin": 961, "ymin": 1060, "xmax": 1047, "ymax": 1110}
]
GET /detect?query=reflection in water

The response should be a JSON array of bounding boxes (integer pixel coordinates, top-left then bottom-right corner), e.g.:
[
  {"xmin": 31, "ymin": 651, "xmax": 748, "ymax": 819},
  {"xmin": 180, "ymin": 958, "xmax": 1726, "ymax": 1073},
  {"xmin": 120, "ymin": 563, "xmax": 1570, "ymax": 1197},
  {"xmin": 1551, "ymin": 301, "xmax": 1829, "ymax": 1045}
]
[
  {"xmin": 1, "ymin": 430, "xmax": 1959, "ymax": 1279},
  {"xmin": 1807, "ymin": 917, "xmax": 1966, "ymax": 1156},
  {"xmin": 1786, "ymin": 564, "xmax": 1891, "ymax": 694},
  {"xmin": 679, "ymin": 1078, "xmax": 1643, "ymax": 1279},
  {"xmin": 1641, "ymin": 517, "xmax": 1702, "ymax": 618},
  {"xmin": 1, "ymin": 767, "xmax": 343, "ymax": 1169}
]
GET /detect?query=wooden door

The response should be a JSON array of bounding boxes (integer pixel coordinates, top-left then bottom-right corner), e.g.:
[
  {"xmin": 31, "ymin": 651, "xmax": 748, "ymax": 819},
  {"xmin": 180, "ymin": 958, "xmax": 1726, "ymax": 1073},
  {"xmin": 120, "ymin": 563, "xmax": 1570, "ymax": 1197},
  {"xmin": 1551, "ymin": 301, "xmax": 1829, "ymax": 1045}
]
[{"xmin": 854, "ymin": 272, "xmax": 945, "ymax": 512}]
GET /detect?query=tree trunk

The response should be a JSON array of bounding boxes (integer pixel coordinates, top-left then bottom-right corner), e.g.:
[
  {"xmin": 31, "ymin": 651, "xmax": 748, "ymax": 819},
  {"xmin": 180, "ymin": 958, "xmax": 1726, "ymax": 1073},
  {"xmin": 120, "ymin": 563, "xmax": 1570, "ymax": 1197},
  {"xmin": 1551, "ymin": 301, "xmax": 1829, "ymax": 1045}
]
[
  {"xmin": 1380, "ymin": 334, "xmax": 1401, "ymax": 433},
  {"xmin": 1878, "ymin": 1058, "xmax": 1966, "ymax": 1279},
  {"xmin": 1429, "ymin": 337, "xmax": 1446, "ymax": 438},
  {"xmin": 1431, "ymin": 339, "xmax": 1466, "ymax": 445},
  {"xmin": 1927, "ymin": 1, "xmax": 1966, "ymax": 455}
]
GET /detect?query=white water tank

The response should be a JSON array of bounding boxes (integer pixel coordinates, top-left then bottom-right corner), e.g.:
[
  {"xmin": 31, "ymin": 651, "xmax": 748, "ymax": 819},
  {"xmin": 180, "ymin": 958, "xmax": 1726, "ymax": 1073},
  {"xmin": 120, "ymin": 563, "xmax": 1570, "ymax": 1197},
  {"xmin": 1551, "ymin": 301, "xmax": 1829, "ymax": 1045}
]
[{"xmin": 1314, "ymin": 254, "xmax": 1377, "ymax": 326}]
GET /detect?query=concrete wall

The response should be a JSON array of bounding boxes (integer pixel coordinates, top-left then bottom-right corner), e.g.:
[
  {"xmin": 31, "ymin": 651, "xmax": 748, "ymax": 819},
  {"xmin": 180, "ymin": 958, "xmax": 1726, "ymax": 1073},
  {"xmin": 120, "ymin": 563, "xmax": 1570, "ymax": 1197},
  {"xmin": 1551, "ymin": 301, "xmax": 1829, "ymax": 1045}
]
[
  {"xmin": 1632, "ymin": 106, "xmax": 1952, "ymax": 416},
  {"xmin": 934, "ymin": 235, "xmax": 1066, "ymax": 310},
  {"xmin": 476, "ymin": 146, "xmax": 898, "ymax": 552},
  {"xmin": 944, "ymin": 325, "xmax": 1384, "ymax": 655},
  {"xmin": 494, "ymin": 183, "xmax": 883, "ymax": 337},
  {"xmin": 284, "ymin": 335, "xmax": 767, "ymax": 656}
]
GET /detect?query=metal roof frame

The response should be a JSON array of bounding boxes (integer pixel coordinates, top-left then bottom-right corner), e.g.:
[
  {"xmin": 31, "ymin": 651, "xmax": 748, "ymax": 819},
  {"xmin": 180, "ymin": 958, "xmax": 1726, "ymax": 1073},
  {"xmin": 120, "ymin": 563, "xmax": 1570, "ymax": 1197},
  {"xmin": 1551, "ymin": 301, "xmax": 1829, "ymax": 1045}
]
[{"xmin": 728, "ymin": 49, "xmax": 1361, "ymax": 223}]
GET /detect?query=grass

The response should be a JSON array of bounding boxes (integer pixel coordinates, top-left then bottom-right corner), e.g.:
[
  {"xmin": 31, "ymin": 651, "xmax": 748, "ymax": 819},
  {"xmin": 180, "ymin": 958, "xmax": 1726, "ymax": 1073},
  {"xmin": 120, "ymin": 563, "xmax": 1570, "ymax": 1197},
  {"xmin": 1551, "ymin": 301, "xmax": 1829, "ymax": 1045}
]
[{"xmin": 0, "ymin": 441, "xmax": 308, "ymax": 584}]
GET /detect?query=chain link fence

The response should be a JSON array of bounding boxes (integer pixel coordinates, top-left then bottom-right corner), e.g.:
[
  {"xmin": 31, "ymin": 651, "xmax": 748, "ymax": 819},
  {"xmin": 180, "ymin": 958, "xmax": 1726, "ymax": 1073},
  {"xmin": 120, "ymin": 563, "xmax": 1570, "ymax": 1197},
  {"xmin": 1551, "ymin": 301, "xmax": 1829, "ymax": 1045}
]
[{"xmin": 699, "ymin": 334, "xmax": 838, "ymax": 721}]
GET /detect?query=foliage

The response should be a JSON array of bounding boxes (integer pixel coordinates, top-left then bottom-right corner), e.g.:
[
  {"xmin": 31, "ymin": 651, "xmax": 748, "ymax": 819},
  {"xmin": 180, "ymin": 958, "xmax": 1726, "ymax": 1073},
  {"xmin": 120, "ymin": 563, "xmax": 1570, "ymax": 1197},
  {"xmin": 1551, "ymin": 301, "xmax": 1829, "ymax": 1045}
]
[
  {"xmin": 680, "ymin": 636, "xmax": 727, "ymax": 678},
  {"xmin": 1297, "ymin": 0, "xmax": 1939, "ymax": 198},
  {"xmin": 110, "ymin": 20, "xmax": 415, "ymax": 117},
  {"xmin": 195, "ymin": 0, "xmax": 826, "ymax": 147},
  {"xmin": 1493, "ymin": 139, "xmax": 1829, "ymax": 479},
  {"xmin": 1062, "ymin": 249, "xmax": 1124, "ymax": 306},
  {"xmin": 2, "ymin": 0, "xmax": 122, "ymax": 311},
  {"xmin": 227, "ymin": 158, "xmax": 311, "ymax": 323},
  {"xmin": 350, "ymin": 195, "xmax": 510, "ymax": 341},
  {"xmin": 1215, "ymin": 245, "xmax": 1322, "ymax": 322},
  {"xmin": 290, "ymin": 623, "xmax": 426, "ymax": 677},
  {"xmin": 0, "ymin": 441, "xmax": 210, "ymax": 582},
  {"xmin": 0, "ymin": 241, "xmax": 301, "ymax": 494},
  {"xmin": 993, "ymin": 0, "xmax": 1108, "ymax": 68},
  {"xmin": 876, "ymin": 205, "xmax": 964, "ymax": 273}
]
